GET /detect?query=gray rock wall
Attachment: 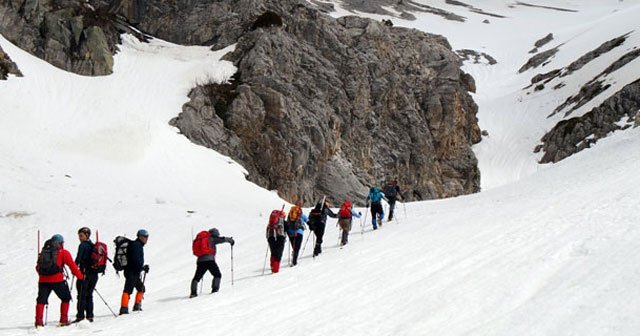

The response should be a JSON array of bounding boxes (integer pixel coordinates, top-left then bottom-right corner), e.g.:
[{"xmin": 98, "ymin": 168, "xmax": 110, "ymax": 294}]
[
  {"xmin": 0, "ymin": 0, "xmax": 141, "ymax": 75},
  {"xmin": 0, "ymin": 45, "xmax": 22, "ymax": 79},
  {"xmin": 171, "ymin": 6, "xmax": 481, "ymax": 205},
  {"xmin": 536, "ymin": 79, "xmax": 640, "ymax": 163}
]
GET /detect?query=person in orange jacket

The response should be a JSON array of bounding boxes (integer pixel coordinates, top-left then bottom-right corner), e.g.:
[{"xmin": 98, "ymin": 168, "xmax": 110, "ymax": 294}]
[{"xmin": 35, "ymin": 234, "xmax": 84, "ymax": 327}]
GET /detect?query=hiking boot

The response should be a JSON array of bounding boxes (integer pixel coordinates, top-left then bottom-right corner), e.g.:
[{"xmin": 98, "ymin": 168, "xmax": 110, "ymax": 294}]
[
  {"xmin": 132, "ymin": 304, "xmax": 142, "ymax": 312},
  {"xmin": 189, "ymin": 293, "xmax": 198, "ymax": 298},
  {"xmin": 57, "ymin": 321, "xmax": 71, "ymax": 327},
  {"xmin": 73, "ymin": 317, "xmax": 84, "ymax": 323},
  {"xmin": 119, "ymin": 307, "xmax": 129, "ymax": 315},
  {"xmin": 87, "ymin": 318, "xmax": 94, "ymax": 323}
]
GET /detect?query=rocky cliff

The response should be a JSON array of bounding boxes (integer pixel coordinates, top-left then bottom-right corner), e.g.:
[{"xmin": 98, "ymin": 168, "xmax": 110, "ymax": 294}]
[
  {"xmin": 170, "ymin": 4, "xmax": 481, "ymax": 204},
  {"xmin": 1, "ymin": 0, "xmax": 481, "ymax": 205}
]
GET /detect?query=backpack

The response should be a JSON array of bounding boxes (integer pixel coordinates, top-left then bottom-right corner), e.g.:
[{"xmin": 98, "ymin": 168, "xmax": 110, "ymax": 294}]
[
  {"xmin": 192, "ymin": 231, "xmax": 215, "ymax": 257},
  {"xmin": 307, "ymin": 207, "xmax": 322, "ymax": 230},
  {"xmin": 267, "ymin": 210, "xmax": 286, "ymax": 236},
  {"xmin": 37, "ymin": 239, "xmax": 62, "ymax": 276},
  {"xmin": 288, "ymin": 206, "xmax": 302, "ymax": 222},
  {"xmin": 90, "ymin": 241, "xmax": 109, "ymax": 274},
  {"xmin": 369, "ymin": 188, "xmax": 383, "ymax": 203},
  {"xmin": 112, "ymin": 236, "xmax": 132, "ymax": 272},
  {"xmin": 338, "ymin": 201, "xmax": 352, "ymax": 219},
  {"xmin": 383, "ymin": 185, "xmax": 397, "ymax": 198}
]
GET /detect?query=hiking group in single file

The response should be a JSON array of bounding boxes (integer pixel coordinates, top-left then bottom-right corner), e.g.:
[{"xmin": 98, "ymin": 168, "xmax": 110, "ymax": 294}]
[{"xmin": 33, "ymin": 180, "xmax": 405, "ymax": 328}]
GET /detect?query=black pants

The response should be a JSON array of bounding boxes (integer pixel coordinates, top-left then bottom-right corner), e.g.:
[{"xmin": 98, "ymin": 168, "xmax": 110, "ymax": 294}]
[
  {"xmin": 37, "ymin": 281, "xmax": 72, "ymax": 304},
  {"xmin": 287, "ymin": 233, "xmax": 303, "ymax": 265},
  {"xmin": 387, "ymin": 197, "xmax": 397, "ymax": 220},
  {"xmin": 313, "ymin": 223, "xmax": 326, "ymax": 255},
  {"xmin": 123, "ymin": 270, "xmax": 145, "ymax": 294},
  {"xmin": 267, "ymin": 235, "xmax": 286, "ymax": 261},
  {"xmin": 191, "ymin": 260, "xmax": 222, "ymax": 294},
  {"xmin": 76, "ymin": 272, "xmax": 98, "ymax": 319}
]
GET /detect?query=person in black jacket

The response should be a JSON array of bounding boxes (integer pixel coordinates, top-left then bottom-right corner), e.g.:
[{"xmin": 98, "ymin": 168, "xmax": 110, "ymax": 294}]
[
  {"xmin": 189, "ymin": 228, "xmax": 234, "ymax": 298},
  {"xmin": 119, "ymin": 229, "xmax": 149, "ymax": 315},
  {"xmin": 382, "ymin": 180, "xmax": 404, "ymax": 221},
  {"xmin": 308, "ymin": 199, "xmax": 337, "ymax": 257},
  {"xmin": 74, "ymin": 227, "xmax": 98, "ymax": 322}
]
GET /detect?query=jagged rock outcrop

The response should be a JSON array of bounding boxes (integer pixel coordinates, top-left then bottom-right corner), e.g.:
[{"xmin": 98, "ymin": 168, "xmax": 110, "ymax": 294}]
[
  {"xmin": 535, "ymin": 79, "xmax": 640, "ymax": 163},
  {"xmin": 0, "ymin": 0, "xmax": 144, "ymax": 75},
  {"xmin": 3, "ymin": 0, "xmax": 481, "ymax": 205},
  {"xmin": 170, "ymin": 5, "xmax": 481, "ymax": 204},
  {"xmin": 0, "ymin": 45, "xmax": 22, "ymax": 79}
]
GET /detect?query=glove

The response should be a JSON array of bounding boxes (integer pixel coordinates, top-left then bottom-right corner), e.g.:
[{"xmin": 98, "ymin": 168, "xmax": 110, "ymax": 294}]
[
  {"xmin": 366, "ymin": 203, "xmax": 369, "ymax": 208},
  {"xmin": 228, "ymin": 237, "xmax": 235, "ymax": 246},
  {"xmin": 143, "ymin": 264, "xmax": 150, "ymax": 273}
]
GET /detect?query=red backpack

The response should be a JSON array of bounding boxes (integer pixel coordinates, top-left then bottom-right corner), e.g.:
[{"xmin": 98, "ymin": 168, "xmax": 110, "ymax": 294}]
[
  {"xmin": 338, "ymin": 201, "xmax": 352, "ymax": 219},
  {"xmin": 192, "ymin": 231, "xmax": 214, "ymax": 257},
  {"xmin": 269, "ymin": 210, "xmax": 286, "ymax": 228},
  {"xmin": 90, "ymin": 241, "xmax": 109, "ymax": 274}
]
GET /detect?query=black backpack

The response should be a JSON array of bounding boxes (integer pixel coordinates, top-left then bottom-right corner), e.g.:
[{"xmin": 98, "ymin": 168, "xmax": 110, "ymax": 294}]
[
  {"xmin": 307, "ymin": 208, "xmax": 322, "ymax": 230},
  {"xmin": 383, "ymin": 185, "xmax": 397, "ymax": 198},
  {"xmin": 112, "ymin": 236, "xmax": 132, "ymax": 273},
  {"xmin": 37, "ymin": 239, "xmax": 62, "ymax": 275}
]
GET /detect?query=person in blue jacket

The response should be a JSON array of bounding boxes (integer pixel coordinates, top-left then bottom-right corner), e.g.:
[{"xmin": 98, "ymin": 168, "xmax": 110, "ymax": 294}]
[
  {"xmin": 286, "ymin": 200, "xmax": 308, "ymax": 266},
  {"xmin": 119, "ymin": 229, "xmax": 149, "ymax": 315},
  {"xmin": 366, "ymin": 187, "xmax": 385, "ymax": 230}
]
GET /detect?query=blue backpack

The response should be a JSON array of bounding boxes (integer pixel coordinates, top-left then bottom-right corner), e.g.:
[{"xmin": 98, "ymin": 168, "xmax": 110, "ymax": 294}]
[{"xmin": 369, "ymin": 188, "xmax": 383, "ymax": 203}]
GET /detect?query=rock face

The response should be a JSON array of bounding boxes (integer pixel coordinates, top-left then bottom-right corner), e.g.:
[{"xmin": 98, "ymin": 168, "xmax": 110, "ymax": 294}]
[
  {"xmin": 2, "ymin": 0, "xmax": 482, "ymax": 205},
  {"xmin": 170, "ymin": 5, "xmax": 481, "ymax": 205},
  {"xmin": 0, "ymin": 0, "xmax": 142, "ymax": 75},
  {"xmin": 0, "ymin": 45, "xmax": 22, "ymax": 79},
  {"xmin": 536, "ymin": 79, "xmax": 640, "ymax": 163}
]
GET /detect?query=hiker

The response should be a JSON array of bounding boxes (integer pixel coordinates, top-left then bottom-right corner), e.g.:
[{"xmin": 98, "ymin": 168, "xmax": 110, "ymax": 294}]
[
  {"xmin": 337, "ymin": 200, "xmax": 362, "ymax": 246},
  {"xmin": 74, "ymin": 227, "xmax": 98, "ymax": 323},
  {"xmin": 190, "ymin": 228, "xmax": 234, "ymax": 298},
  {"xmin": 266, "ymin": 209, "xmax": 287, "ymax": 273},
  {"xmin": 119, "ymin": 229, "xmax": 149, "ymax": 315},
  {"xmin": 286, "ymin": 200, "xmax": 308, "ymax": 266},
  {"xmin": 383, "ymin": 180, "xmax": 404, "ymax": 221},
  {"xmin": 366, "ymin": 187, "xmax": 385, "ymax": 230},
  {"xmin": 307, "ymin": 199, "xmax": 337, "ymax": 257},
  {"xmin": 35, "ymin": 234, "xmax": 84, "ymax": 327}
]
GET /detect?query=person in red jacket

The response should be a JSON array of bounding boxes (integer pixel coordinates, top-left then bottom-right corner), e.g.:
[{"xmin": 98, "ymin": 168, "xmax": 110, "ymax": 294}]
[{"xmin": 35, "ymin": 234, "xmax": 84, "ymax": 327}]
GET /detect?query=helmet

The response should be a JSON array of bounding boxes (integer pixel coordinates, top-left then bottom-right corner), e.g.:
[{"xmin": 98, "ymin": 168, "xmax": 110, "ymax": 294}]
[
  {"xmin": 208, "ymin": 228, "xmax": 220, "ymax": 237},
  {"xmin": 137, "ymin": 229, "xmax": 149, "ymax": 237},
  {"xmin": 77, "ymin": 227, "xmax": 91, "ymax": 237},
  {"xmin": 51, "ymin": 234, "xmax": 64, "ymax": 244}
]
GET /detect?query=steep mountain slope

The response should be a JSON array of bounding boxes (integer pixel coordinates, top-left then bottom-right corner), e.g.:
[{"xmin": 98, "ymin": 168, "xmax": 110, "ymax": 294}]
[{"xmin": 322, "ymin": 0, "xmax": 640, "ymax": 189}]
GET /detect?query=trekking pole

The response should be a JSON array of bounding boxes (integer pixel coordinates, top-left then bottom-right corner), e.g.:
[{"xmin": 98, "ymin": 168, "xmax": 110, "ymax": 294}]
[
  {"xmin": 200, "ymin": 277, "xmax": 203, "ymax": 295},
  {"xmin": 301, "ymin": 232, "xmax": 311, "ymax": 257},
  {"xmin": 230, "ymin": 245, "xmax": 235, "ymax": 286},
  {"xmin": 261, "ymin": 245, "xmax": 269, "ymax": 276},
  {"xmin": 287, "ymin": 237, "xmax": 292, "ymax": 267},
  {"xmin": 94, "ymin": 288, "xmax": 117, "ymax": 318},
  {"xmin": 403, "ymin": 201, "xmax": 407, "ymax": 219},
  {"xmin": 45, "ymin": 304, "xmax": 48, "ymax": 325},
  {"xmin": 362, "ymin": 210, "xmax": 368, "ymax": 235}
]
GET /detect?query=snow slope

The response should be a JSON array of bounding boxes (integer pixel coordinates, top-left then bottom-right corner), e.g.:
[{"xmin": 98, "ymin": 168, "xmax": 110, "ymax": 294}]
[{"xmin": 1, "ymin": 1, "xmax": 640, "ymax": 335}]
